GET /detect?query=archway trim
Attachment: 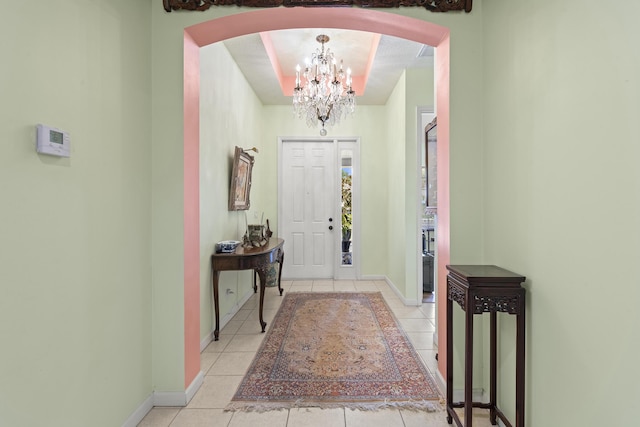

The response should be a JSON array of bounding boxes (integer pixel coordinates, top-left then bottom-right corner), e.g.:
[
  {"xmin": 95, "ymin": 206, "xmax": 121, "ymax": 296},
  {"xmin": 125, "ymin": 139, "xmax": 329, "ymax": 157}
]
[{"xmin": 182, "ymin": 7, "xmax": 451, "ymax": 389}]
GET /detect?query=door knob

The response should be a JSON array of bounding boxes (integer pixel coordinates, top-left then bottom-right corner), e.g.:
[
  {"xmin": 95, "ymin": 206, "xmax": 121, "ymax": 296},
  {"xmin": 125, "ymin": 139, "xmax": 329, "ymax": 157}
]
[
  {"xmin": 329, "ymin": 217, "xmax": 333, "ymax": 222},
  {"xmin": 329, "ymin": 225, "xmax": 333, "ymax": 230}
]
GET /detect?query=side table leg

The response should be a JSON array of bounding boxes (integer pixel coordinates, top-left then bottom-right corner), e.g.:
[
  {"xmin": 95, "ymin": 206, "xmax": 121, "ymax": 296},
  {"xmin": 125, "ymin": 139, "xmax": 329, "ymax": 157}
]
[
  {"xmin": 490, "ymin": 311, "xmax": 497, "ymax": 425},
  {"xmin": 464, "ymin": 298, "xmax": 474, "ymax": 427},
  {"xmin": 256, "ymin": 267, "xmax": 268, "ymax": 333},
  {"xmin": 446, "ymin": 293, "xmax": 454, "ymax": 425},
  {"xmin": 516, "ymin": 306, "xmax": 526, "ymax": 426},
  {"xmin": 212, "ymin": 270, "xmax": 220, "ymax": 341}
]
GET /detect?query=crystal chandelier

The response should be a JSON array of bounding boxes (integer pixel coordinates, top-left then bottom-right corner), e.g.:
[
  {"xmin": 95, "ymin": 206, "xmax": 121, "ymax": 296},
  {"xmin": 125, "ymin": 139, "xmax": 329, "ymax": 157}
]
[{"xmin": 293, "ymin": 35, "xmax": 356, "ymax": 136}]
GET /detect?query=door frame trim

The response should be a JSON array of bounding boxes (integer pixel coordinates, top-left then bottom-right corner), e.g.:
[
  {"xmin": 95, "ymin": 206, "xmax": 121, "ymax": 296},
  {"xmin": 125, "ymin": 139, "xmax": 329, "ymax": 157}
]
[
  {"xmin": 334, "ymin": 138, "xmax": 360, "ymax": 280},
  {"xmin": 278, "ymin": 136, "xmax": 360, "ymax": 280},
  {"xmin": 416, "ymin": 107, "xmax": 436, "ymax": 305}
]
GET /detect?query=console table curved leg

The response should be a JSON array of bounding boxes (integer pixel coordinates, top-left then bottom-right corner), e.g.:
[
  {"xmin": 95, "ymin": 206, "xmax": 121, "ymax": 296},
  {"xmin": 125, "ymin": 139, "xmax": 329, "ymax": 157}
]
[
  {"xmin": 277, "ymin": 250, "xmax": 284, "ymax": 296},
  {"xmin": 212, "ymin": 270, "xmax": 221, "ymax": 341},
  {"xmin": 253, "ymin": 270, "xmax": 257, "ymax": 293},
  {"xmin": 256, "ymin": 267, "xmax": 268, "ymax": 333}
]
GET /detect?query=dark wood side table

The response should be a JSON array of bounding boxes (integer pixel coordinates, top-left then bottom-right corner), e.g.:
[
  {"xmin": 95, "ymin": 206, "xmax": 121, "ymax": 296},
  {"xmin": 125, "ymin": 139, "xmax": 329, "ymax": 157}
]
[
  {"xmin": 210, "ymin": 238, "xmax": 284, "ymax": 341},
  {"xmin": 446, "ymin": 265, "xmax": 526, "ymax": 427}
]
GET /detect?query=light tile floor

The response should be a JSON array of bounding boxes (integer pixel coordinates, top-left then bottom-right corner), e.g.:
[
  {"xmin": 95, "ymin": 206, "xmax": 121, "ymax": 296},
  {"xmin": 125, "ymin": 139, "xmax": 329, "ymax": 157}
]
[{"xmin": 138, "ymin": 280, "xmax": 493, "ymax": 427}]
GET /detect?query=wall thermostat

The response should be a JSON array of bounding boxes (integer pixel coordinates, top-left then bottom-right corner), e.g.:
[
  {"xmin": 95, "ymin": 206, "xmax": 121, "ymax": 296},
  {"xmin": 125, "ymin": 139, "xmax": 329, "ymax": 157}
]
[{"xmin": 36, "ymin": 124, "xmax": 70, "ymax": 157}]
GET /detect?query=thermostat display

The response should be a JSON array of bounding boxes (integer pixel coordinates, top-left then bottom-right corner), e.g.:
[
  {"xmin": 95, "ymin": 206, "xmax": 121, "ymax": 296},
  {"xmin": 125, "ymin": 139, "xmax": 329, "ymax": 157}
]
[{"xmin": 37, "ymin": 124, "xmax": 70, "ymax": 157}]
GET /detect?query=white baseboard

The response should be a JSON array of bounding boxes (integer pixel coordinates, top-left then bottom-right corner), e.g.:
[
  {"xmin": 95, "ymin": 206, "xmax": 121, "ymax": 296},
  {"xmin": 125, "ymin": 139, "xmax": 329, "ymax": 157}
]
[
  {"xmin": 121, "ymin": 394, "xmax": 153, "ymax": 427},
  {"xmin": 383, "ymin": 276, "xmax": 421, "ymax": 306},
  {"xmin": 152, "ymin": 389, "xmax": 186, "ymax": 407},
  {"xmin": 185, "ymin": 371, "xmax": 205, "ymax": 404},
  {"xmin": 153, "ymin": 370, "xmax": 204, "ymax": 407},
  {"xmin": 434, "ymin": 366, "xmax": 446, "ymax": 396},
  {"xmin": 360, "ymin": 274, "xmax": 385, "ymax": 280},
  {"xmin": 122, "ymin": 371, "xmax": 204, "ymax": 426}
]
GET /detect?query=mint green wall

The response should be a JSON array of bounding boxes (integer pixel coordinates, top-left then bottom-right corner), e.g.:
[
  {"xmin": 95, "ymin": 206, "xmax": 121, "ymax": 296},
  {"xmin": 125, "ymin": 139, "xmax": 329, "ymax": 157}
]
[
  {"xmin": 0, "ymin": 1, "xmax": 151, "ymax": 426},
  {"xmin": 151, "ymin": 5, "xmax": 189, "ymax": 394},
  {"xmin": 383, "ymin": 67, "xmax": 435, "ymax": 299},
  {"xmin": 0, "ymin": 3, "xmax": 490, "ymax": 424},
  {"xmin": 12, "ymin": 3, "xmax": 637, "ymax": 425},
  {"xmin": 404, "ymin": 67, "xmax": 434, "ymax": 299},
  {"xmin": 483, "ymin": 1, "xmax": 640, "ymax": 424},
  {"xmin": 386, "ymin": 72, "xmax": 408, "ymax": 292},
  {"xmin": 199, "ymin": 43, "xmax": 263, "ymax": 342},
  {"xmin": 0, "ymin": 3, "xmax": 496, "ymax": 425}
]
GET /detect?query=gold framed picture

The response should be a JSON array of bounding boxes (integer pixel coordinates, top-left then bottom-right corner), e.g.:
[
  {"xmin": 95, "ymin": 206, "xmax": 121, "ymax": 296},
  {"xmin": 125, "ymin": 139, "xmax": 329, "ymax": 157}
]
[{"xmin": 228, "ymin": 146, "xmax": 254, "ymax": 211}]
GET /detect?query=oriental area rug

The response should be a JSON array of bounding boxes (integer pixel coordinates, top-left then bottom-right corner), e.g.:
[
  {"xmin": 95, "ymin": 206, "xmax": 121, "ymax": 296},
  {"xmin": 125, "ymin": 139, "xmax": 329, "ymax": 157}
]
[{"xmin": 226, "ymin": 292, "xmax": 441, "ymax": 412}]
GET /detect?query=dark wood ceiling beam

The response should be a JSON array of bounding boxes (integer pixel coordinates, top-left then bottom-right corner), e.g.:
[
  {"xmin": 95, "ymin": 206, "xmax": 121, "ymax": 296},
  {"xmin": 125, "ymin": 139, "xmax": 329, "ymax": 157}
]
[{"xmin": 163, "ymin": 0, "xmax": 472, "ymax": 13}]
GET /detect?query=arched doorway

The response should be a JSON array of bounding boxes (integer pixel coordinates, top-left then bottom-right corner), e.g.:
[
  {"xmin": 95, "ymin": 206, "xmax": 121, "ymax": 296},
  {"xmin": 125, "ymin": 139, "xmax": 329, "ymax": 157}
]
[{"xmin": 182, "ymin": 7, "xmax": 451, "ymax": 390}]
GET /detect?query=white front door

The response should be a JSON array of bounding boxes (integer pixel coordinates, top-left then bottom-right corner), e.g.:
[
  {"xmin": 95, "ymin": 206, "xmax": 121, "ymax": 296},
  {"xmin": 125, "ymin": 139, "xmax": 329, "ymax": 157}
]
[{"xmin": 280, "ymin": 140, "xmax": 336, "ymax": 279}]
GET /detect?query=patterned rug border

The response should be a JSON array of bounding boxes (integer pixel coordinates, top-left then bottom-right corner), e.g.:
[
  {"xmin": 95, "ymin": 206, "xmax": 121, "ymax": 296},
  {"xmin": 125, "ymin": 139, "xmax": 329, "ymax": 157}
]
[
  {"xmin": 225, "ymin": 398, "xmax": 443, "ymax": 413},
  {"xmin": 225, "ymin": 291, "xmax": 443, "ymax": 413}
]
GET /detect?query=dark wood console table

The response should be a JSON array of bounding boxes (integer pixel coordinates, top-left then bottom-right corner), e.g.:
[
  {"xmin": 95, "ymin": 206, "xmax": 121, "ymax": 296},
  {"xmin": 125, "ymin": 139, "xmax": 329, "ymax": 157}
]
[
  {"xmin": 210, "ymin": 238, "xmax": 284, "ymax": 341},
  {"xmin": 446, "ymin": 265, "xmax": 526, "ymax": 427}
]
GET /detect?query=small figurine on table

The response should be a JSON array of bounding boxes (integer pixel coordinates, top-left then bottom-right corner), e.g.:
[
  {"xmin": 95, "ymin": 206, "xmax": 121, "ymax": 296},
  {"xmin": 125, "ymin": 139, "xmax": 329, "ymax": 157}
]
[{"xmin": 242, "ymin": 219, "xmax": 271, "ymax": 249}]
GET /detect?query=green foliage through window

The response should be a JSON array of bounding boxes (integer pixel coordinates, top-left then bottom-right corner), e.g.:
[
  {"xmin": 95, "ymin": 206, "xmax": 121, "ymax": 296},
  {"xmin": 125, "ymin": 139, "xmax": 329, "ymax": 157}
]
[{"xmin": 341, "ymin": 170, "xmax": 352, "ymax": 240}]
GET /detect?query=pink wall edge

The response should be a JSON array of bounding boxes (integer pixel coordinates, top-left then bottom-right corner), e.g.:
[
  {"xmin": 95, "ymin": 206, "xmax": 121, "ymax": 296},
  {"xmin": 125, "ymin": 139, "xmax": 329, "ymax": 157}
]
[
  {"xmin": 435, "ymin": 34, "xmax": 451, "ymax": 377},
  {"xmin": 182, "ymin": 7, "xmax": 451, "ymax": 390},
  {"xmin": 183, "ymin": 32, "xmax": 201, "ymax": 388}
]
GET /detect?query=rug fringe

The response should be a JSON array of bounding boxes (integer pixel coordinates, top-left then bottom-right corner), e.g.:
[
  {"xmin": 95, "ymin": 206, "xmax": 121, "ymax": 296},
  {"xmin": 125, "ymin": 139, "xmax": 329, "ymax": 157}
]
[{"xmin": 225, "ymin": 398, "xmax": 444, "ymax": 413}]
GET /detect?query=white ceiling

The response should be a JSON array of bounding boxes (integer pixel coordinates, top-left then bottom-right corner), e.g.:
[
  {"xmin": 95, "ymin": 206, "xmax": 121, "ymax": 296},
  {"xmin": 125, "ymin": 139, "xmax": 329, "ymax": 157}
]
[{"xmin": 223, "ymin": 28, "xmax": 434, "ymax": 106}]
